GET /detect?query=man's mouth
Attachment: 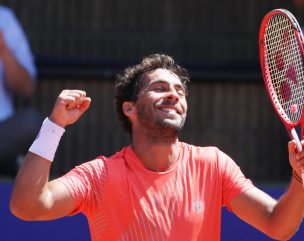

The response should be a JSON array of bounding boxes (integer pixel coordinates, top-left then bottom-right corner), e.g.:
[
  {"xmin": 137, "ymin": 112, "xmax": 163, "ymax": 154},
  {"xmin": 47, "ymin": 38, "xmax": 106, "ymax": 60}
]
[
  {"xmin": 160, "ymin": 108, "xmax": 177, "ymax": 114},
  {"xmin": 157, "ymin": 106, "xmax": 181, "ymax": 115}
]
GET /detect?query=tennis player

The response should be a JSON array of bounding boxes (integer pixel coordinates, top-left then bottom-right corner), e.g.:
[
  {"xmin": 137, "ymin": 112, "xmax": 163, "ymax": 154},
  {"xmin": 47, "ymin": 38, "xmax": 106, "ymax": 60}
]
[{"xmin": 10, "ymin": 54, "xmax": 304, "ymax": 241}]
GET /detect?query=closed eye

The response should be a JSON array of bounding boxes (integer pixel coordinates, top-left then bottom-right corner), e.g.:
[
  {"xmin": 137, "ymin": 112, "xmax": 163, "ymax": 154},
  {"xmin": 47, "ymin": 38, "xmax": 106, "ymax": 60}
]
[
  {"xmin": 176, "ymin": 89, "xmax": 186, "ymax": 97},
  {"xmin": 154, "ymin": 86, "xmax": 167, "ymax": 92}
]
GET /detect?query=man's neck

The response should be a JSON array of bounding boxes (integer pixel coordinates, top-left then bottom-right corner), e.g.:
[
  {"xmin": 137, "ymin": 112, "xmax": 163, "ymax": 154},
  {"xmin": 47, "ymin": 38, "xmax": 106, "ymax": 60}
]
[{"xmin": 131, "ymin": 138, "xmax": 181, "ymax": 172}]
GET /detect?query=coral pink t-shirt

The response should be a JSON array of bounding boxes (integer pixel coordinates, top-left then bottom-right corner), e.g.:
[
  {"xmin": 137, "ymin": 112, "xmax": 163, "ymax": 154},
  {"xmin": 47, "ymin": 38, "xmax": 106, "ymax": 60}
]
[{"xmin": 58, "ymin": 142, "xmax": 254, "ymax": 241}]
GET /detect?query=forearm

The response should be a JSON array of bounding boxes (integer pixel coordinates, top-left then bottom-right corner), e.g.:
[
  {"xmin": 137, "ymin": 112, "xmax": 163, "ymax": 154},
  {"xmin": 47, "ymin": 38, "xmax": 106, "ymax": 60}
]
[
  {"xmin": 10, "ymin": 117, "xmax": 67, "ymax": 220},
  {"xmin": 0, "ymin": 46, "xmax": 34, "ymax": 96},
  {"xmin": 10, "ymin": 152, "xmax": 53, "ymax": 220},
  {"xmin": 269, "ymin": 178, "xmax": 304, "ymax": 240}
]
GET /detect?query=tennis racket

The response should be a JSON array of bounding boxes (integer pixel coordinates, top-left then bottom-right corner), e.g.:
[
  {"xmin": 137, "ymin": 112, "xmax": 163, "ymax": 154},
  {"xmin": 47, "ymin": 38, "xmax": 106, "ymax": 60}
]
[{"xmin": 259, "ymin": 9, "xmax": 304, "ymax": 183}]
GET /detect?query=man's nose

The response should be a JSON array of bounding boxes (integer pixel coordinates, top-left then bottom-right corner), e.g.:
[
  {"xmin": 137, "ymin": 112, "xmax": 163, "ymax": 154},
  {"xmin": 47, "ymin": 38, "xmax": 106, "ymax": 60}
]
[{"xmin": 165, "ymin": 88, "xmax": 179, "ymax": 101}]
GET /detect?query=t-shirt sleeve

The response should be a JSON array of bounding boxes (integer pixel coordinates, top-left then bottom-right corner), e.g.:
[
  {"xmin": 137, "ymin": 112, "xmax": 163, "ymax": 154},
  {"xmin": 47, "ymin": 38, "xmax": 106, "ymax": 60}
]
[
  {"xmin": 217, "ymin": 149, "xmax": 255, "ymax": 210},
  {"xmin": 57, "ymin": 158, "xmax": 108, "ymax": 216}
]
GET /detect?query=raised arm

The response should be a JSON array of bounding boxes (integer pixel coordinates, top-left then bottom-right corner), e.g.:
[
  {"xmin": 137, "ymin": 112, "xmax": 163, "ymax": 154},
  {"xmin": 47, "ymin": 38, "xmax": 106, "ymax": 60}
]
[
  {"xmin": 229, "ymin": 140, "xmax": 304, "ymax": 240},
  {"xmin": 10, "ymin": 89, "xmax": 91, "ymax": 220}
]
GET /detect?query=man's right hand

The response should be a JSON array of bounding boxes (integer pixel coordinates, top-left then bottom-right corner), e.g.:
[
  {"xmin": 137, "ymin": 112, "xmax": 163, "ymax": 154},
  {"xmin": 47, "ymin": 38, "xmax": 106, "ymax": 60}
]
[{"xmin": 49, "ymin": 89, "xmax": 91, "ymax": 128}]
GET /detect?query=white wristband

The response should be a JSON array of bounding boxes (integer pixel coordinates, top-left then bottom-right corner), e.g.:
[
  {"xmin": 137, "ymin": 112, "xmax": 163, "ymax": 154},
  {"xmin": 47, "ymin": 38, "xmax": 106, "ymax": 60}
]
[{"xmin": 29, "ymin": 117, "xmax": 65, "ymax": 162}]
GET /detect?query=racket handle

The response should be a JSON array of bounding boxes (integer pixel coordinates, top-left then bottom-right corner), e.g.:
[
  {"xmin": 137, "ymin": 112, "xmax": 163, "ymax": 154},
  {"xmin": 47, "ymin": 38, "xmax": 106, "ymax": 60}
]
[
  {"xmin": 291, "ymin": 128, "xmax": 304, "ymax": 185},
  {"xmin": 291, "ymin": 128, "xmax": 302, "ymax": 152}
]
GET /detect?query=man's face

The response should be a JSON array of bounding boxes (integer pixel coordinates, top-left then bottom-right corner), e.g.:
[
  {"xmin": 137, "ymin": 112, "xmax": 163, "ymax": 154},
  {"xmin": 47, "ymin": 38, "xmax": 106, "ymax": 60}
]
[{"xmin": 133, "ymin": 68, "xmax": 188, "ymax": 138}]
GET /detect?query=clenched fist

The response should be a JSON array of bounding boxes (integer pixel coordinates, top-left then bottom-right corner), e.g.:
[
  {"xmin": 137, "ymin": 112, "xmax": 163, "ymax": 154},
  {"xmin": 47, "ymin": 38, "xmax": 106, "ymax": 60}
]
[{"xmin": 49, "ymin": 90, "xmax": 91, "ymax": 127}]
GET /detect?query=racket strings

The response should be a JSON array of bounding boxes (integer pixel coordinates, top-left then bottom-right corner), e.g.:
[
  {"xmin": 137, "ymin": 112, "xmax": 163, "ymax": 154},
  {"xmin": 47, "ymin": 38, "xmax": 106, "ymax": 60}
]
[{"xmin": 265, "ymin": 14, "xmax": 304, "ymax": 123}]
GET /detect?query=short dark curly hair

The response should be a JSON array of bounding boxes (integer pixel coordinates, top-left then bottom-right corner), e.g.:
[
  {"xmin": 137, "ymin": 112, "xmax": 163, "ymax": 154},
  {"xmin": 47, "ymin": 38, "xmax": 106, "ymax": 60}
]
[{"xmin": 114, "ymin": 53, "xmax": 190, "ymax": 134}]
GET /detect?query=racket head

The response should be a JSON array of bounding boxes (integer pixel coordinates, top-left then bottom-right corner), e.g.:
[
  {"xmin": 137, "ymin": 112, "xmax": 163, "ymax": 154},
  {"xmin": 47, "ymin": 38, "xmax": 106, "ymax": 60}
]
[{"xmin": 259, "ymin": 9, "xmax": 304, "ymax": 132}]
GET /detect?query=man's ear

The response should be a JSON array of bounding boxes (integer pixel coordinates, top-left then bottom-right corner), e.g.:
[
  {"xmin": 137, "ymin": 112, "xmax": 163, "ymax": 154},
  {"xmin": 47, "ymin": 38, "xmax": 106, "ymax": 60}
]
[{"xmin": 122, "ymin": 101, "xmax": 135, "ymax": 117}]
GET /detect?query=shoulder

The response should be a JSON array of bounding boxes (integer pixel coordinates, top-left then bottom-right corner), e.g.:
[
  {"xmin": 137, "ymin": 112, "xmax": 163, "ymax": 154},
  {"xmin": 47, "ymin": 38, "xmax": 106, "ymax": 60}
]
[
  {"xmin": 58, "ymin": 147, "xmax": 128, "ymax": 190},
  {"xmin": 100, "ymin": 147, "xmax": 127, "ymax": 166},
  {"xmin": 92, "ymin": 147, "xmax": 129, "ymax": 181},
  {"xmin": 181, "ymin": 142, "xmax": 237, "ymax": 172},
  {"xmin": 181, "ymin": 142, "xmax": 222, "ymax": 163},
  {"xmin": 60, "ymin": 147, "xmax": 129, "ymax": 184}
]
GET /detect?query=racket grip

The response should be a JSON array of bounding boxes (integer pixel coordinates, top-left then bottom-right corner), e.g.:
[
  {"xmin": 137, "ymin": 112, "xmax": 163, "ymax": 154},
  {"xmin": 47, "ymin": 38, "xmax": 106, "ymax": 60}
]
[
  {"xmin": 291, "ymin": 129, "xmax": 304, "ymax": 185},
  {"xmin": 291, "ymin": 128, "xmax": 302, "ymax": 152}
]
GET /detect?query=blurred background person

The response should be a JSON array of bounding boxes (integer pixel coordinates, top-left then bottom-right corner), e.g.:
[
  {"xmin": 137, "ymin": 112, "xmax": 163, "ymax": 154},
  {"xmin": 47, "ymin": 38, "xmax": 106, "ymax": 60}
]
[{"xmin": 0, "ymin": 4, "xmax": 41, "ymax": 178}]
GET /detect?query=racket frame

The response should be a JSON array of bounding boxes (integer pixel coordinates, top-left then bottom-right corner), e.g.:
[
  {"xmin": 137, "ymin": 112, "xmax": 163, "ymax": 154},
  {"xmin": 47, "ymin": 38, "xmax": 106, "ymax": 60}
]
[{"xmin": 259, "ymin": 9, "xmax": 304, "ymax": 182}]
